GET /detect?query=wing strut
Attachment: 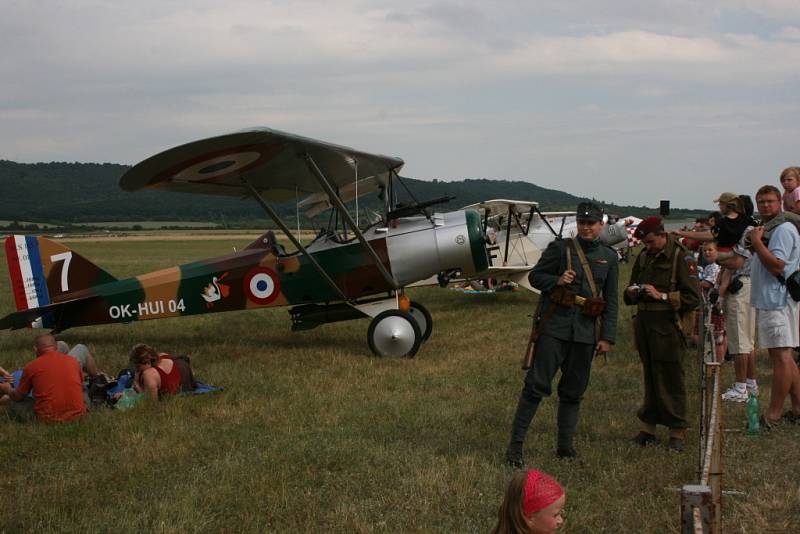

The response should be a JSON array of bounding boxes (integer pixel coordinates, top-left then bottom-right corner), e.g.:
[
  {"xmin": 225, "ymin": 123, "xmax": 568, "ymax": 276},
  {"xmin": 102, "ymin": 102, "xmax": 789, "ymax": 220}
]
[
  {"xmin": 534, "ymin": 206, "xmax": 560, "ymax": 237},
  {"xmin": 302, "ymin": 153, "xmax": 399, "ymax": 289},
  {"xmin": 512, "ymin": 206, "xmax": 536, "ymax": 237},
  {"xmin": 240, "ymin": 177, "xmax": 349, "ymax": 302},
  {"xmin": 503, "ymin": 205, "xmax": 514, "ymax": 264}
]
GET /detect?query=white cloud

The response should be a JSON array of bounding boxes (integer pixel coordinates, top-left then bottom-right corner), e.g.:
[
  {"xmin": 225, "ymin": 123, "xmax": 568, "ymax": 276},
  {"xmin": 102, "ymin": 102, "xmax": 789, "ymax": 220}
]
[
  {"xmin": 1, "ymin": 0, "xmax": 800, "ymax": 207},
  {"xmin": 773, "ymin": 26, "xmax": 800, "ymax": 40}
]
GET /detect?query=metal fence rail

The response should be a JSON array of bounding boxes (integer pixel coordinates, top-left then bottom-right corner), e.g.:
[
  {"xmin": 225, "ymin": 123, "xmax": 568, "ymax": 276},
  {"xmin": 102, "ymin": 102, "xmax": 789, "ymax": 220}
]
[{"xmin": 681, "ymin": 297, "xmax": 723, "ymax": 534}]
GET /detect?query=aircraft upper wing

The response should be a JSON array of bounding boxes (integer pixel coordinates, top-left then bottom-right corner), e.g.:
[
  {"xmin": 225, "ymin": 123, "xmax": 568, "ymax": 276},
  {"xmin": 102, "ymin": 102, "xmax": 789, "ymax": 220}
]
[
  {"xmin": 120, "ymin": 127, "xmax": 404, "ymax": 201},
  {"xmin": 463, "ymin": 199, "xmax": 539, "ymax": 215}
]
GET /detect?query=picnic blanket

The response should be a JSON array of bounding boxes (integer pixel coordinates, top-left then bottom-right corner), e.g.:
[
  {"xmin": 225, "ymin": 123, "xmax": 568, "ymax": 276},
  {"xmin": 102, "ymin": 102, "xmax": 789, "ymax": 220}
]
[
  {"xmin": 108, "ymin": 372, "xmax": 222, "ymax": 397},
  {"xmin": 4, "ymin": 369, "xmax": 222, "ymax": 406}
]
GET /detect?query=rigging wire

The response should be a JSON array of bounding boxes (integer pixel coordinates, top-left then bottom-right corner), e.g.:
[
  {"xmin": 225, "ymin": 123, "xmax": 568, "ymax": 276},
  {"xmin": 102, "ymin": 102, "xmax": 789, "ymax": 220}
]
[
  {"xmin": 353, "ymin": 159, "xmax": 359, "ymax": 229},
  {"xmin": 295, "ymin": 185, "xmax": 300, "ymax": 239}
]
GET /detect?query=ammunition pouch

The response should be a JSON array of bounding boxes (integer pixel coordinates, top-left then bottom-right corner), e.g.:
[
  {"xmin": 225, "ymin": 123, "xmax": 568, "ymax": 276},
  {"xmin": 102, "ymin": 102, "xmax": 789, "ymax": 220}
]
[
  {"xmin": 549, "ymin": 286, "xmax": 577, "ymax": 307},
  {"xmin": 581, "ymin": 296, "xmax": 606, "ymax": 318},
  {"xmin": 547, "ymin": 287, "xmax": 605, "ymax": 317}
]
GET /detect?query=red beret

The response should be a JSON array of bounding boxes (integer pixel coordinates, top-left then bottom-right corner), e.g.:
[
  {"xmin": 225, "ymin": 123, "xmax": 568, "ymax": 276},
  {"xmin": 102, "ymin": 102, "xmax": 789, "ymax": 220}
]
[{"xmin": 633, "ymin": 216, "xmax": 663, "ymax": 239}]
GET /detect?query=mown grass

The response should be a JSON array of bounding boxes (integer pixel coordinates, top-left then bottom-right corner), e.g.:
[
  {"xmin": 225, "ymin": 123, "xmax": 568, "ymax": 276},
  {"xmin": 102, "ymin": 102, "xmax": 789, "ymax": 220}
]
[{"xmin": 0, "ymin": 238, "xmax": 798, "ymax": 533}]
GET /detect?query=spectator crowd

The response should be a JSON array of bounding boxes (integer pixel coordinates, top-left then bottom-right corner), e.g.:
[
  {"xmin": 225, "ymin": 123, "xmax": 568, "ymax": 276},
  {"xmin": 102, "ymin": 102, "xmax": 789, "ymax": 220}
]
[{"xmin": 674, "ymin": 167, "xmax": 800, "ymax": 429}]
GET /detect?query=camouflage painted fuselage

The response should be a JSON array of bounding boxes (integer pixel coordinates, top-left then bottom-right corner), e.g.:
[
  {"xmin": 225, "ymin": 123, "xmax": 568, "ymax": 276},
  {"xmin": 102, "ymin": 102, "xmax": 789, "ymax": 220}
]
[{"xmin": 2, "ymin": 210, "xmax": 487, "ymax": 332}]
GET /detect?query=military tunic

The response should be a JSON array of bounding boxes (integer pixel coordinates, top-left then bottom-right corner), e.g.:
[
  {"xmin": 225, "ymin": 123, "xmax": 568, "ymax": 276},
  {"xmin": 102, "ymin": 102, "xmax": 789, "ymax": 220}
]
[
  {"xmin": 625, "ymin": 236, "xmax": 700, "ymax": 429},
  {"xmin": 506, "ymin": 237, "xmax": 618, "ymax": 460}
]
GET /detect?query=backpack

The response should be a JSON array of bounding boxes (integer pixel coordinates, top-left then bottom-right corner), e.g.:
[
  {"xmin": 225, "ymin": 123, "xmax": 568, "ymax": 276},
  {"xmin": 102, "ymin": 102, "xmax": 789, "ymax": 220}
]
[
  {"xmin": 171, "ymin": 355, "xmax": 197, "ymax": 392},
  {"xmin": 87, "ymin": 372, "xmax": 118, "ymax": 407}
]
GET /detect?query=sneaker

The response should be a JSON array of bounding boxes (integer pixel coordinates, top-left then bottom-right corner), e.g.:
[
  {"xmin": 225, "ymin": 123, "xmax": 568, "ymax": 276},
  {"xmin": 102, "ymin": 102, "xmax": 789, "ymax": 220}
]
[
  {"xmin": 721, "ymin": 386, "xmax": 748, "ymax": 402},
  {"xmin": 746, "ymin": 383, "xmax": 759, "ymax": 397}
]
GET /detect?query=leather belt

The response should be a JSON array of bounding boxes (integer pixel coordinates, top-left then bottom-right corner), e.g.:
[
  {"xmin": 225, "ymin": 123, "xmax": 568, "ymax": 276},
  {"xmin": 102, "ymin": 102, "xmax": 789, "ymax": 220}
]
[{"xmin": 637, "ymin": 302, "xmax": 673, "ymax": 311}]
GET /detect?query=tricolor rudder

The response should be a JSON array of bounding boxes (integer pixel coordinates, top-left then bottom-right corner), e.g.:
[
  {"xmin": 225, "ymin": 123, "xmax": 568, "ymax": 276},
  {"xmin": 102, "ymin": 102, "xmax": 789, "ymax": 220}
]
[{"xmin": 5, "ymin": 236, "xmax": 52, "ymax": 327}]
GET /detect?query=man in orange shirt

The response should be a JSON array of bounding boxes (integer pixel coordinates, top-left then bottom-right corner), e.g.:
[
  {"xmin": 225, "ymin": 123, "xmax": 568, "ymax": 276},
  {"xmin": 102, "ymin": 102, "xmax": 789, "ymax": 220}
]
[{"xmin": 0, "ymin": 334, "xmax": 87, "ymax": 422}]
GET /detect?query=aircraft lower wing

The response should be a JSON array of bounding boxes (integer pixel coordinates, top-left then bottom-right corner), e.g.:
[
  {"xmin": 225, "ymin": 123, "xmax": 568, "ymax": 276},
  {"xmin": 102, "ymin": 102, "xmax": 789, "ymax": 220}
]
[{"xmin": 484, "ymin": 266, "xmax": 536, "ymax": 292}]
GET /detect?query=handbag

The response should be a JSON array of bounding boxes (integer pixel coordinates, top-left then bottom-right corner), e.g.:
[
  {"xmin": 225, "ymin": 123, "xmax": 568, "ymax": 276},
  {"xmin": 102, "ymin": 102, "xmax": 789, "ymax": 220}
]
[{"xmin": 785, "ymin": 270, "xmax": 800, "ymax": 302}]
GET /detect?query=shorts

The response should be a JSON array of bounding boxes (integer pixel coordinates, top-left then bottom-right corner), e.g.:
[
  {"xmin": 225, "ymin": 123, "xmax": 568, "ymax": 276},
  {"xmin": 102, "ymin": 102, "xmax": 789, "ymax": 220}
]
[
  {"xmin": 724, "ymin": 277, "xmax": 755, "ymax": 354},
  {"xmin": 58, "ymin": 342, "xmax": 90, "ymax": 373},
  {"xmin": 757, "ymin": 300, "xmax": 800, "ymax": 349}
]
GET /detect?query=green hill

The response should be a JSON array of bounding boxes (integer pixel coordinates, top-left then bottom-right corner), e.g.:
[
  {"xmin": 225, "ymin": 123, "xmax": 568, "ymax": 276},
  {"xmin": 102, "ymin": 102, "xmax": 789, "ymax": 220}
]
[{"xmin": 0, "ymin": 160, "xmax": 703, "ymax": 227}]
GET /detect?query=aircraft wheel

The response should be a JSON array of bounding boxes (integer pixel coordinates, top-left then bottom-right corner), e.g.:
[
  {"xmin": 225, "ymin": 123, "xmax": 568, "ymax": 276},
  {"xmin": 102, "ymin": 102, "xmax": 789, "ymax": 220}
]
[
  {"xmin": 407, "ymin": 301, "xmax": 433, "ymax": 342},
  {"xmin": 367, "ymin": 310, "xmax": 422, "ymax": 358}
]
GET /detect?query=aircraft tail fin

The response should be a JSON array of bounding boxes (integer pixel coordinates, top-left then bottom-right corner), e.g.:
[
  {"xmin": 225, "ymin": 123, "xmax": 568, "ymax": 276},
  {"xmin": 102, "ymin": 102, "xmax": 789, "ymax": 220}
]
[{"xmin": 4, "ymin": 236, "xmax": 117, "ymax": 327}]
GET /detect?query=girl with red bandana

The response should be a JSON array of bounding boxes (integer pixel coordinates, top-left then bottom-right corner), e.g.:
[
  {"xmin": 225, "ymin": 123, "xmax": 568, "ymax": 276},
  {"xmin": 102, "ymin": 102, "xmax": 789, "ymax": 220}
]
[{"xmin": 491, "ymin": 470, "xmax": 565, "ymax": 534}]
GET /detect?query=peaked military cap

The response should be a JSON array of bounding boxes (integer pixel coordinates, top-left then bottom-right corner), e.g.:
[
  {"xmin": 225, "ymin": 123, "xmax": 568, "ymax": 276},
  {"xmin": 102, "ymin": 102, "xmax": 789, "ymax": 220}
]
[{"xmin": 576, "ymin": 201, "xmax": 603, "ymax": 222}]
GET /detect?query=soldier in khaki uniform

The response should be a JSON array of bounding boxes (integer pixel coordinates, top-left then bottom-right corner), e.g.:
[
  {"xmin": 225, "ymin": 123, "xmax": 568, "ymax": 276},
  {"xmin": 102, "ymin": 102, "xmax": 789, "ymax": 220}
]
[
  {"xmin": 505, "ymin": 202, "xmax": 618, "ymax": 467},
  {"xmin": 625, "ymin": 216, "xmax": 700, "ymax": 451}
]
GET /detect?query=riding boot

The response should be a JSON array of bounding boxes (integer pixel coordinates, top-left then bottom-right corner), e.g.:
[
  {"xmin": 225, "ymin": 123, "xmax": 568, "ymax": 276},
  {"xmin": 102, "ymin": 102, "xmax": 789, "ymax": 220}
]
[
  {"xmin": 556, "ymin": 400, "xmax": 581, "ymax": 454},
  {"xmin": 506, "ymin": 395, "xmax": 540, "ymax": 466}
]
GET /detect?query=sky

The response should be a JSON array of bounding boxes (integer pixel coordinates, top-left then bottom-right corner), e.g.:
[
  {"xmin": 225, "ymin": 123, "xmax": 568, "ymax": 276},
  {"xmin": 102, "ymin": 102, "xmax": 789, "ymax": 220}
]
[{"xmin": 2, "ymin": 0, "xmax": 800, "ymax": 209}]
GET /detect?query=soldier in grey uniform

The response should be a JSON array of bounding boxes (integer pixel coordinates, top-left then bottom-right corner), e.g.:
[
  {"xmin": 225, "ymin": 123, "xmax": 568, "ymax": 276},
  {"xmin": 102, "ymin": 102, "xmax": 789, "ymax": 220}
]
[{"xmin": 505, "ymin": 202, "xmax": 619, "ymax": 466}]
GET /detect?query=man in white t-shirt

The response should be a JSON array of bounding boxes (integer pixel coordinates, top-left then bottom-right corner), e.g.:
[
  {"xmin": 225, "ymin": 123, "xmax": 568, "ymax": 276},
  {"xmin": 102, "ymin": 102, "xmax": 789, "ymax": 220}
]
[{"xmin": 750, "ymin": 185, "xmax": 800, "ymax": 426}]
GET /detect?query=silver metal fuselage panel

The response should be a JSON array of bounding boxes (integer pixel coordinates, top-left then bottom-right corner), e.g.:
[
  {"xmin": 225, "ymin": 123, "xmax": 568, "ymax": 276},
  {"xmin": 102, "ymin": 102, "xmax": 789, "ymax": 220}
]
[{"xmin": 386, "ymin": 211, "xmax": 478, "ymax": 286}]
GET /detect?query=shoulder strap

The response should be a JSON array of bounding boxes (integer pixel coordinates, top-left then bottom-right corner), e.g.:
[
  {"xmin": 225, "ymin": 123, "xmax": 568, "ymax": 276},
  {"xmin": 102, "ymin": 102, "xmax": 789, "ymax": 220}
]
[
  {"xmin": 571, "ymin": 238, "xmax": 598, "ymax": 298},
  {"xmin": 565, "ymin": 240, "xmax": 572, "ymax": 272},
  {"xmin": 670, "ymin": 244, "xmax": 681, "ymax": 292}
]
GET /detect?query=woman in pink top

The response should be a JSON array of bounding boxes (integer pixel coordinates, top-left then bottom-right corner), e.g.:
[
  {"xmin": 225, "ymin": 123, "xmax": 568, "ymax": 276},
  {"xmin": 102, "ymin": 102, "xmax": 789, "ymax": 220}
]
[{"xmin": 129, "ymin": 343, "xmax": 181, "ymax": 399}]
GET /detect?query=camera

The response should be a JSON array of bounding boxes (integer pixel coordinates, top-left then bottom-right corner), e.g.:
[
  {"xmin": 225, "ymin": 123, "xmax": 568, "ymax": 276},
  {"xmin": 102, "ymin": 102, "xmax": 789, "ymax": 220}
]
[
  {"xmin": 629, "ymin": 285, "xmax": 648, "ymax": 299},
  {"xmin": 728, "ymin": 276, "xmax": 743, "ymax": 295}
]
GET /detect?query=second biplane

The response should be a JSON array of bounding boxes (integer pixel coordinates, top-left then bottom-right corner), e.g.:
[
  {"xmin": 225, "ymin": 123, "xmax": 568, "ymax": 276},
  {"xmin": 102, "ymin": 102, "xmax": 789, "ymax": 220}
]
[
  {"xmin": 1, "ymin": 128, "xmax": 489, "ymax": 357},
  {"xmin": 447, "ymin": 199, "xmax": 640, "ymax": 291}
]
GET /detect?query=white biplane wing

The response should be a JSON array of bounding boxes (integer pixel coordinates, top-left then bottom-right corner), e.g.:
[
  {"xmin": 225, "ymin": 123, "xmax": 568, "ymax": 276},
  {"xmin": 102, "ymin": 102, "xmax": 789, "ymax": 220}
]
[{"xmin": 484, "ymin": 266, "xmax": 536, "ymax": 291}]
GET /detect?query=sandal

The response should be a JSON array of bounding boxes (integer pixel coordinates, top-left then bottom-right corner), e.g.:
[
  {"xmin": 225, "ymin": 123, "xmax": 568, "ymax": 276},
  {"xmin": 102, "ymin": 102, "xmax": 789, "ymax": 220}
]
[
  {"xmin": 759, "ymin": 414, "xmax": 782, "ymax": 431},
  {"xmin": 781, "ymin": 410, "xmax": 800, "ymax": 424}
]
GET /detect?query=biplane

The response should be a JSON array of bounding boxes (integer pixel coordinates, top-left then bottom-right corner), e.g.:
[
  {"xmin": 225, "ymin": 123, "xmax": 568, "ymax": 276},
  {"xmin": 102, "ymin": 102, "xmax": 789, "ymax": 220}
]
[
  {"xmin": 452, "ymin": 200, "xmax": 639, "ymax": 291},
  {"xmin": 1, "ymin": 128, "xmax": 489, "ymax": 357}
]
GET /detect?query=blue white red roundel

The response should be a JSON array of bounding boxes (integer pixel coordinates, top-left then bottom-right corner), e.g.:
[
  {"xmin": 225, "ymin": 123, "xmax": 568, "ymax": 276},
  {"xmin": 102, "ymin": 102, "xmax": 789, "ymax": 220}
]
[
  {"xmin": 174, "ymin": 151, "xmax": 262, "ymax": 182},
  {"xmin": 244, "ymin": 267, "xmax": 280, "ymax": 305}
]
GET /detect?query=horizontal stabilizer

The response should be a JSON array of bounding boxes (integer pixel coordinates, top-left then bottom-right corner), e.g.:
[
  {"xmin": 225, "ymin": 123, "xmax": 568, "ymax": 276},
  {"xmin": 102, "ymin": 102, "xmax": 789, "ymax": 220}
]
[{"xmin": 0, "ymin": 300, "xmax": 73, "ymax": 331}]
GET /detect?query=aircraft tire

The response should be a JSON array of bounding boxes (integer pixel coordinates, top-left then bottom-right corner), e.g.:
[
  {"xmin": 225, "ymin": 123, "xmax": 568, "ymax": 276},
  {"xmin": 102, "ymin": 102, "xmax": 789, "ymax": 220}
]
[
  {"xmin": 407, "ymin": 301, "xmax": 433, "ymax": 342},
  {"xmin": 367, "ymin": 310, "xmax": 422, "ymax": 358}
]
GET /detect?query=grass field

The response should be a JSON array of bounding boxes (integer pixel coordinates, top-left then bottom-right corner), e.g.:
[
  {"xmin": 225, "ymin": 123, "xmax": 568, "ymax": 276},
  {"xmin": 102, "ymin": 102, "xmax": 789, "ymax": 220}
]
[{"xmin": 0, "ymin": 237, "xmax": 798, "ymax": 533}]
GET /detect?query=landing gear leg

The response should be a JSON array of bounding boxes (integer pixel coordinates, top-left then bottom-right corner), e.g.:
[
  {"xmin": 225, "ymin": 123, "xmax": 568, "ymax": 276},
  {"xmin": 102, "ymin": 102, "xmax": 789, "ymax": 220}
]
[{"xmin": 407, "ymin": 301, "xmax": 433, "ymax": 342}]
